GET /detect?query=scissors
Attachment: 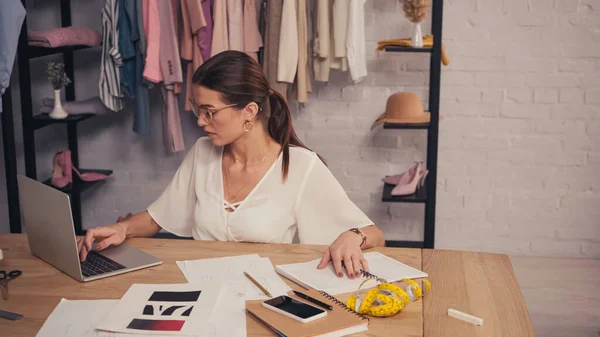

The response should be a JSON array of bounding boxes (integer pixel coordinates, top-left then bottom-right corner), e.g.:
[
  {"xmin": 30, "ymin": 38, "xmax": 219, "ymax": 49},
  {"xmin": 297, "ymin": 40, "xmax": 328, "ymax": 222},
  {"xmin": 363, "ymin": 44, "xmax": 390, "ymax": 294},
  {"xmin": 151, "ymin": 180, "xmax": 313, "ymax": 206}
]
[{"xmin": 0, "ymin": 270, "xmax": 22, "ymax": 300}]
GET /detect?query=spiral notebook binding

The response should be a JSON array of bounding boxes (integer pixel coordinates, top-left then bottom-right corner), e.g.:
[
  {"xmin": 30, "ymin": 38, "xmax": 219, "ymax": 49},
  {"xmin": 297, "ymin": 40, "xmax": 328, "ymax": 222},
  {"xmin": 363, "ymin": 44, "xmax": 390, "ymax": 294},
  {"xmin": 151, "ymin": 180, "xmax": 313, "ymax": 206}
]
[
  {"xmin": 317, "ymin": 290, "xmax": 371, "ymax": 324},
  {"xmin": 360, "ymin": 270, "xmax": 378, "ymax": 279}
]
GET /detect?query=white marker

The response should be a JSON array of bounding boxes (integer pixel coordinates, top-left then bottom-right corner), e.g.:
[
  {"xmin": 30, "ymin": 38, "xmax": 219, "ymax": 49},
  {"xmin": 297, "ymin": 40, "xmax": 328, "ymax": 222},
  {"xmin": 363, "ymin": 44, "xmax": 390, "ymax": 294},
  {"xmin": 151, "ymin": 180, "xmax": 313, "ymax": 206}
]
[{"xmin": 448, "ymin": 308, "xmax": 483, "ymax": 326}]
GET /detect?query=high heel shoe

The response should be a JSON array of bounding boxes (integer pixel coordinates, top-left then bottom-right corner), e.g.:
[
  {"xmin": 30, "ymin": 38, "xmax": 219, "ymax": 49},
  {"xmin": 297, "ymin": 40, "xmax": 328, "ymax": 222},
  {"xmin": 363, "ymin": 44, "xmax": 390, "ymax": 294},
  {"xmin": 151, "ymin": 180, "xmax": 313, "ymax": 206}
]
[
  {"xmin": 390, "ymin": 163, "xmax": 428, "ymax": 196},
  {"xmin": 50, "ymin": 149, "xmax": 109, "ymax": 188},
  {"xmin": 51, "ymin": 149, "xmax": 72, "ymax": 188},
  {"xmin": 382, "ymin": 161, "xmax": 423, "ymax": 185}
]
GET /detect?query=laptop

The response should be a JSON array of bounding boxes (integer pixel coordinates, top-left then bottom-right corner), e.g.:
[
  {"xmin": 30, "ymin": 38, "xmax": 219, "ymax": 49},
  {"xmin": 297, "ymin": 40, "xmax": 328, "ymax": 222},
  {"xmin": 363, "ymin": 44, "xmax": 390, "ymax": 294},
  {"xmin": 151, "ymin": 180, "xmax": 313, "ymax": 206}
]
[{"xmin": 17, "ymin": 174, "xmax": 162, "ymax": 282}]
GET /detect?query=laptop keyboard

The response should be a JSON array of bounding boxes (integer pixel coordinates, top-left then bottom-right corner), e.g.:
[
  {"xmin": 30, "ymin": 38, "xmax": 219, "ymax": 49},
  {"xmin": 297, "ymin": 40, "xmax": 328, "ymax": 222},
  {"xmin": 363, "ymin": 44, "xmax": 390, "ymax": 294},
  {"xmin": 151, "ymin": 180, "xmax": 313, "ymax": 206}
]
[{"xmin": 81, "ymin": 250, "xmax": 126, "ymax": 277}]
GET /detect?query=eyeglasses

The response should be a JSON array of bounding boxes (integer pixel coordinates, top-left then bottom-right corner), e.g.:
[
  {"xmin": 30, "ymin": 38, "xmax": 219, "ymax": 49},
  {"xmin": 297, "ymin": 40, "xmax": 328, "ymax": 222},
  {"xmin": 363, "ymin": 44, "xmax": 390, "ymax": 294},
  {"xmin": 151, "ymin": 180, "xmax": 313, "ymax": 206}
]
[{"xmin": 189, "ymin": 99, "xmax": 237, "ymax": 123}]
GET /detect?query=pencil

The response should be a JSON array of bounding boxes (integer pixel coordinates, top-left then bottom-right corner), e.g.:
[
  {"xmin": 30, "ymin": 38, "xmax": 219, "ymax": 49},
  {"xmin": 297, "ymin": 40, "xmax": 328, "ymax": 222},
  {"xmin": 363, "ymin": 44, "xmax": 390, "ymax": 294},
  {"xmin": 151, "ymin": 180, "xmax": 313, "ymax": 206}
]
[{"xmin": 244, "ymin": 271, "xmax": 273, "ymax": 298}]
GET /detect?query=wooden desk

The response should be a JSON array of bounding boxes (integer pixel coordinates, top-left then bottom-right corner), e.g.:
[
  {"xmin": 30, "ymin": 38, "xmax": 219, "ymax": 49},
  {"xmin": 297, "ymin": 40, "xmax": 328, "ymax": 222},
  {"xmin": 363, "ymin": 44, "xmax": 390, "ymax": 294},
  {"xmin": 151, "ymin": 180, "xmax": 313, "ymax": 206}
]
[{"xmin": 0, "ymin": 234, "xmax": 535, "ymax": 336}]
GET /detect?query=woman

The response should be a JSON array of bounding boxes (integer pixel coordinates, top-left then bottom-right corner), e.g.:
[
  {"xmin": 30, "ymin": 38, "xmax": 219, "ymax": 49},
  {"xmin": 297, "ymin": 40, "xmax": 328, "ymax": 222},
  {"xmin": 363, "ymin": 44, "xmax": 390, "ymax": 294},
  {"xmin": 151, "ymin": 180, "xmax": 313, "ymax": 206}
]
[{"xmin": 78, "ymin": 51, "xmax": 385, "ymax": 279}]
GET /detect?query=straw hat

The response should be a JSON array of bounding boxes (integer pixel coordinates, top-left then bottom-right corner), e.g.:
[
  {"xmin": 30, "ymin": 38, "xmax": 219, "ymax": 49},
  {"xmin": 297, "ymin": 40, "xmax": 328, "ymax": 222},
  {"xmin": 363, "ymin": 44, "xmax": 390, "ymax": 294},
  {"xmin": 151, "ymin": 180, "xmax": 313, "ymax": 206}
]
[{"xmin": 370, "ymin": 92, "xmax": 430, "ymax": 130}]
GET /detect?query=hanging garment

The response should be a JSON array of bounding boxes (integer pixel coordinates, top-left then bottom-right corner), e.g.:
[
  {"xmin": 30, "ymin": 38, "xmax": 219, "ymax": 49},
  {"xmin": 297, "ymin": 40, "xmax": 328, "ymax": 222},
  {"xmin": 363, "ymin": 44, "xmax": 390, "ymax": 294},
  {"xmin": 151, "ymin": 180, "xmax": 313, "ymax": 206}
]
[
  {"xmin": 132, "ymin": 0, "xmax": 151, "ymax": 134},
  {"xmin": 227, "ymin": 0, "xmax": 244, "ymax": 51},
  {"xmin": 157, "ymin": 0, "xmax": 185, "ymax": 153},
  {"xmin": 198, "ymin": 0, "xmax": 213, "ymax": 62},
  {"xmin": 313, "ymin": 0, "xmax": 330, "ymax": 82},
  {"xmin": 142, "ymin": 0, "xmax": 162, "ymax": 83},
  {"xmin": 258, "ymin": 0, "xmax": 267, "ymax": 64},
  {"xmin": 181, "ymin": 0, "xmax": 207, "ymax": 112},
  {"xmin": 243, "ymin": 0, "xmax": 263, "ymax": 63},
  {"xmin": 118, "ymin": 0, "xmax": 136, "ymax": 97},
  {"xmin": 99, "ymin": 0, "xmax": 124, "ymax": 112},
  {"xmin": 211, "ymin": 0, "xmax": 229, "ymax": 56},
  {"xmin": 262, "ymin": 0, "xmax": 288, "ymax": 100},
  {"xmin": 160, "ymin": 85, "xmax": 185, "ymax": 153},
  {"xmin": 294, "ymin": 0, "xmax": 312, "ymax": 103},
  {"xmin": 330, "ymin": 0, "xmax": 348, "ymax": 71},
  {"xmin": 0, "ymin": 2, "xmax": 26, "ymax": 113},
  {"xmin": 277, "ymin": 0, "xmax": 298, "ymax": 83},
  {"xmin": 347, "ymin": 0, "xmax": 367, "ymax": 84}
]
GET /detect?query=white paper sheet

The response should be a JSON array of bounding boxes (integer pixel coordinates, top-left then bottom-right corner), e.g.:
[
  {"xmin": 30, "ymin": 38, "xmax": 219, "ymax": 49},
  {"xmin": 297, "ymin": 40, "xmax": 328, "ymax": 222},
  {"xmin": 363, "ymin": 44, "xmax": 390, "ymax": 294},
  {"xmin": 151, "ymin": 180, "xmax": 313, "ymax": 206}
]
[
  {"xmin": 181, "ymin": 254, "xmax": 291, "ymax": 300},
  {"xmin": 36, "ymin": 291, "xmax": 245, "ymax": 337},
  {"xmin": 96, "ymin": 283, "xmax": 223, "ymax": 336}
]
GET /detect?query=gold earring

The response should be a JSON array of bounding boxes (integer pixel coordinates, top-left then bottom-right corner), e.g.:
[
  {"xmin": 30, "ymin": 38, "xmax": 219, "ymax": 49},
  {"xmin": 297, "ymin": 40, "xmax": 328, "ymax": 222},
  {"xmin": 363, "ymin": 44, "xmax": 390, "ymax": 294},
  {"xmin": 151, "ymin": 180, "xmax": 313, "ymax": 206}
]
[{"xmin": 243, "ymin": 120, "xmax": 253, "ymax": 132}]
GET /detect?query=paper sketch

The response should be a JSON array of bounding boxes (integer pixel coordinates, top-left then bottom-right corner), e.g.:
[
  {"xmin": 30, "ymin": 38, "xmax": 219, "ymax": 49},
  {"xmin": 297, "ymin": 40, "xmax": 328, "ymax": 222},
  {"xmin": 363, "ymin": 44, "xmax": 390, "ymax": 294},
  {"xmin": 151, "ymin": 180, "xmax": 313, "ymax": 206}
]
[
  {"xmin": 96, "ymin": 283, "xmax": 222, "ymax": 335},
  {"xmin": 36, "ymin": 293, "xmax": 244, "ymax": 337},
  {"xmin": 182, "ymin": 255, "xmax": 291, "ymax": 300}
]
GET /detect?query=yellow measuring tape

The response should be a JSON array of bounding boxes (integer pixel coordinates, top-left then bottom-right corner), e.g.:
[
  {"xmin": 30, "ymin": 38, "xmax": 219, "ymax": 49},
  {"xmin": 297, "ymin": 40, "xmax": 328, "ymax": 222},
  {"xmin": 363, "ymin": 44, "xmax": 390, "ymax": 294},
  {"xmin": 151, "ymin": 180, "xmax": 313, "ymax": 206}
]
[{"xmin": 346, "ymin": 277, "xmax": 431, "ymax": 317}]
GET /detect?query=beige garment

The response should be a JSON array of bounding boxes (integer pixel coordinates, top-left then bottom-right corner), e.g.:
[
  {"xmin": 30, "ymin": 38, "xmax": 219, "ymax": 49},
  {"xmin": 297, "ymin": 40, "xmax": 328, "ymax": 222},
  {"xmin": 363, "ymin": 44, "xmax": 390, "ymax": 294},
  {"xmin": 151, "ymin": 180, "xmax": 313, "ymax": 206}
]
[
  {"xmin": 243, "ymin": 0, "xmax": 263, "ymax": 63},
  {"xmin": 181, "ymin": 0, "xmax": 207, "ymax": 111},
  {"xmin": 263, "ymin": 0, "xmax": 288, "ymax": 100},
  {"xmin": 313, "ymin": 0, "xmax": 330, "ymax": 82},
  {"xmin": 227, "ymin": 0, "xmax": 244, "ymax": 51},
  {"xmin": 329, "ymin": 0, "xmax": 348, "ymax": 71},
  {"xmin": 294, "ymin": 0, "xmax": 311, "ymax": 103},
  {"xmin": 277, "ymin": 0, "xmax": 298, "ymax": 83},
  {"xmin": 211, "ymin": 0, "xmax": 229, "ymax": 56}
]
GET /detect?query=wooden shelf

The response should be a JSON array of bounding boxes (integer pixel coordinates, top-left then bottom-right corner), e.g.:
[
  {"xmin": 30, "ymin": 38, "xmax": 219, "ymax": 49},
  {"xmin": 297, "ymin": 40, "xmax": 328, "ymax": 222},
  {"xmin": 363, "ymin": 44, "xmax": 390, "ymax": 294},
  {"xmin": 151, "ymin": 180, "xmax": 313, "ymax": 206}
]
[
  {"xmin": 385, "ymin": 240, "xmax": 425, "ymax": 248},
  {"xmin": 42, "ymin": 169, "xmax": 113, "ymax": 194},
  {"xmin": 381, "ymin": 182, "xmax": 427, "ymax": 203},
  {"xmin": 27, "ymin": 45, "xmax": 97, "ymax": 59},
  {"xmin": 33, "ymin": 113, "xmax": 96, "ymax": 130},
  {"xmin": 383, "ymin": 122, "xmax": 430, "ymax": 130},
  {"xmin": 384, "ymin": 46, "xmax": 432, "ymax": 53}
]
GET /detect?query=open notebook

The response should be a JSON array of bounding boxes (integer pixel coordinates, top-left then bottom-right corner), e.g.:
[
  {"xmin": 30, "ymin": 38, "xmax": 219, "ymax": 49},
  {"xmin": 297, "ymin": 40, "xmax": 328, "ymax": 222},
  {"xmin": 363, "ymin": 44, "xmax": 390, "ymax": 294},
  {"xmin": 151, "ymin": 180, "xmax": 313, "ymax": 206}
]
[
  {"xmin": 246, "ymin": 288, "xmax": 368, "ymax": 337},
  {"xmin": 275, "ymin": 251, "xmax": 428, "ymax": 295}
]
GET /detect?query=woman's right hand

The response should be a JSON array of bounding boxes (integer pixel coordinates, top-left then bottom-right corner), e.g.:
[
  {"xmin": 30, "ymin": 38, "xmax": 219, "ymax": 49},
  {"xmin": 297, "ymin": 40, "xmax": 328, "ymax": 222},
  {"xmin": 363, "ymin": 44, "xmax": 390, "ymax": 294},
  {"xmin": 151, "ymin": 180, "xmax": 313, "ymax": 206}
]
[{"xmin": 77, "ymin": 222, "xmax": 127, "ymax": 262}]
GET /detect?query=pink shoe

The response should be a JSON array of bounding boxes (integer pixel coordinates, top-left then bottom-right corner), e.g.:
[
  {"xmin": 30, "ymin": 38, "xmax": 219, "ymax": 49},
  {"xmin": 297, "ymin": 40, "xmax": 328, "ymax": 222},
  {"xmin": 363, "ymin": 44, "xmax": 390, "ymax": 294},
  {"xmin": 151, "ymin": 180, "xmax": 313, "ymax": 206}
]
[
  {"xmin": 391, "ymin": 163, "xmax": 427, "ymax": 196},
  {"xmin": 72, "ymin": 166, "xmax": 109, "ymax": 182},
  {"xmin": 382, "ymin": 161, "xmax": 423, "ymax": 185},
  {"xmin": 51, "ymin": 149, "xmax": 72, "ymax": 188}
]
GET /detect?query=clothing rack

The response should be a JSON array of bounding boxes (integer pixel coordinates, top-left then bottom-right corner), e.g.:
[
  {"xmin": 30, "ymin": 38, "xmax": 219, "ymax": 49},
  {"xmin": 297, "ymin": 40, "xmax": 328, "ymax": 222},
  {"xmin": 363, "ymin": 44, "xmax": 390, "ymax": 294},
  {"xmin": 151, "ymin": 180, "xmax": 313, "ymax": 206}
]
[
  {"xmin": 381, "ymin": 0, "xmax": 444, "ymax": 249},
  {"xmin": 11, "ymin": 0, "xmax": 112, "ymax": 235}
]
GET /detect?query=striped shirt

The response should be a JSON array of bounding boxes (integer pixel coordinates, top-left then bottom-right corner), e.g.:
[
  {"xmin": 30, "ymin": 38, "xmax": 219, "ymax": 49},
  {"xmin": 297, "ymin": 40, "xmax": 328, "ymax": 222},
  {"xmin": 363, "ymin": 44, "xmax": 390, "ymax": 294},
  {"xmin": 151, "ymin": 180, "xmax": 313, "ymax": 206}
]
[{"xmin": 99, "ymin": 0, "xmax": 124, "ymax": 112}]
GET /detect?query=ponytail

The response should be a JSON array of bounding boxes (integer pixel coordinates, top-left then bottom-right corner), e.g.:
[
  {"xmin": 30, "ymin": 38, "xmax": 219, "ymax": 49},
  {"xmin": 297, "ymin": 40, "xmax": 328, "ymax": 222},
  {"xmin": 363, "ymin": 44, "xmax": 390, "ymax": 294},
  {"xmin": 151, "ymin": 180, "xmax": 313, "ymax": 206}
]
[{"xmin": 267, "ymin": 90, "xmax": 326, "ymax": 181}]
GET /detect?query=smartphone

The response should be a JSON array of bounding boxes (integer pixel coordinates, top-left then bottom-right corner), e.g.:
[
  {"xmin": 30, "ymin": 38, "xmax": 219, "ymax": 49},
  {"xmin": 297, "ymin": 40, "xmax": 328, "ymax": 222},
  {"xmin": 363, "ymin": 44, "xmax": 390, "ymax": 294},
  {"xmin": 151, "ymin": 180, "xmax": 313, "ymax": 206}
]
[{"xmin": 261, "ymin": 295, "xmax": 327, "ymax": 323}]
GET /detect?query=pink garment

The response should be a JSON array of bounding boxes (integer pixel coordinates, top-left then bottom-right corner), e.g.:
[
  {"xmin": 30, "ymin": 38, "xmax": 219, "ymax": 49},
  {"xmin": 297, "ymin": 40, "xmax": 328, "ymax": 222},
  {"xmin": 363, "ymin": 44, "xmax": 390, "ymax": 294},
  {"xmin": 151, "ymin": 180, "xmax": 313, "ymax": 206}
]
[
  {"xmin": 142, "ymin": 0, "xmax": 162, "ymax": 83},
  {"xmin": 227, "ymin": 0, "xmax": 244, "ymax": 51},
  {"xmin": 243, "ymin": 0, "xmax": 263, "ymax": 62},
  {"xmin": 157, "ymin": 0, "xmax": 183, "ymax": 86},
  {"xmin": 161, "ymin": 85, "xmax": 185, "ymax": 153},
  {"xmin": 198, "ymin": 0, "xmax": 213, "ymax": 62},
  {"xmin": 211, "ymin": 0, "xmax": 229, "ymax": 56},
  {"xmin": 157, "ymin": 0, "xmax": 185, "ymax": 153},
  {"xmin": 181, "ymin": 0, "xmax": 207, "ymax": 112},
  {"xmin": 28, "ymin": 27, "xmax": 101, "ymax": 47}
]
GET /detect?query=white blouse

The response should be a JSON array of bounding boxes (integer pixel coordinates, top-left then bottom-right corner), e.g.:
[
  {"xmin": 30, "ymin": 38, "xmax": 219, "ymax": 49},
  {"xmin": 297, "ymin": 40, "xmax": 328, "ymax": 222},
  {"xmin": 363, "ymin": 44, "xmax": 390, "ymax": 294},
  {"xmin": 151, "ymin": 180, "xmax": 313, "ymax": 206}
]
[{"xmin": 147, "ymin": 137, "xmax": 374, "ymax": 245}]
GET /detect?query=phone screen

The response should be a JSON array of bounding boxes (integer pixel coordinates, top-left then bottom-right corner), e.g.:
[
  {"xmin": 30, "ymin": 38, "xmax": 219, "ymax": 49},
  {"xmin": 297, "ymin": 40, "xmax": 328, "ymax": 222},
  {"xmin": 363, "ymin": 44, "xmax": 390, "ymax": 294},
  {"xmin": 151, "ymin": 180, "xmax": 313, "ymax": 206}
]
[{"xmin": 264, "ymin": 296, "xmax": 325, "ymax": 319}]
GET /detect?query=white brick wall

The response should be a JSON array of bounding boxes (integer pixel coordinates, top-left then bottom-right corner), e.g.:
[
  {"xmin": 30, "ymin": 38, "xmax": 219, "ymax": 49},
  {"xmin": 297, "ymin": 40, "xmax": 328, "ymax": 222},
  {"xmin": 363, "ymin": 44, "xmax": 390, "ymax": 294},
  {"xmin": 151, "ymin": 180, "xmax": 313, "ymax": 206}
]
[{"xmin": 0, "ymin": 0, "xmax": 598, "ymax": 259}]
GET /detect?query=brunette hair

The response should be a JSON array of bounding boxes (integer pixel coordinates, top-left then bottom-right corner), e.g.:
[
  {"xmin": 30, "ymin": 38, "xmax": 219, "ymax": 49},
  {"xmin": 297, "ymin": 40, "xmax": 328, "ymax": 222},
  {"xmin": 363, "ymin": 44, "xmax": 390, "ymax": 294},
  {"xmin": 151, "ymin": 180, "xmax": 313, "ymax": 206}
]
[{"xmin": 192, "ymin": 50, "xmax": 324, "ymax": 180}]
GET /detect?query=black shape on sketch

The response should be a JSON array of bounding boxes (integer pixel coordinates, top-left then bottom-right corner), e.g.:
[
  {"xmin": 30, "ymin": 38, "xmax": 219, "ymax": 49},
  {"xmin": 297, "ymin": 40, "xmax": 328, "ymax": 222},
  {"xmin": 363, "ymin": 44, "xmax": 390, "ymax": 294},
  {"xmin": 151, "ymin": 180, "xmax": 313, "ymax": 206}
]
[
  {"xmin": 162, "ymin": 306, "xmax": 185, "ymax": 316},
  {"xmin": 182, "ymin": 306, "xmax": 194, "ymax": 317},
  {"xmin": 148, "ymin": 291, "xmax": 201, "ymax": 302},
  {"xmin": 143, "ymin": 305, "xmax": 154, "ymax": 315}
]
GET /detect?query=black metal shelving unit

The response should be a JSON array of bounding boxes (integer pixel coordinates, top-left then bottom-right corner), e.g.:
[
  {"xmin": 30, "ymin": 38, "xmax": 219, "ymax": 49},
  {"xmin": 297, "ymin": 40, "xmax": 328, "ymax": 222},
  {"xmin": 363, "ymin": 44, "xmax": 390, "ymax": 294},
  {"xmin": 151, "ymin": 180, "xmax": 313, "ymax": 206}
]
[
  {"xmin": 2, "ymin": 87, "xmax": 22, "ymax": 234},
  {"xmin": 382, "ymin": 0, "xmax": 443, "ymax": 249},
  {"xmin": 13, "ymin": 0, "xmax": 112, "ymax": 235}
]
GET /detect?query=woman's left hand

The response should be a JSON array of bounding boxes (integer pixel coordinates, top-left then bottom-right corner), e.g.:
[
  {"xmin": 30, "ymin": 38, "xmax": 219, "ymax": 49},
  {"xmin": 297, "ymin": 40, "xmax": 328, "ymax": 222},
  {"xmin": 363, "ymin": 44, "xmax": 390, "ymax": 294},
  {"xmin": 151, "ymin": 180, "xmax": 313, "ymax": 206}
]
[{"xmin": 317, "ymin": 231, "xmax": 369, "ymax": 279}]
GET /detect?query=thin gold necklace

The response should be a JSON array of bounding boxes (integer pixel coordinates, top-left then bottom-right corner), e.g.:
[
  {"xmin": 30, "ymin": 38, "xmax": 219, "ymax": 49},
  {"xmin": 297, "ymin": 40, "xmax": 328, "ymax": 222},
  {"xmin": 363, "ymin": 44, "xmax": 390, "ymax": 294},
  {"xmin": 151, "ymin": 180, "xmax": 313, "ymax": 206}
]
[{"xmin": 225, "ymin": 140, "xmax": 270, "ymax": 202}]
